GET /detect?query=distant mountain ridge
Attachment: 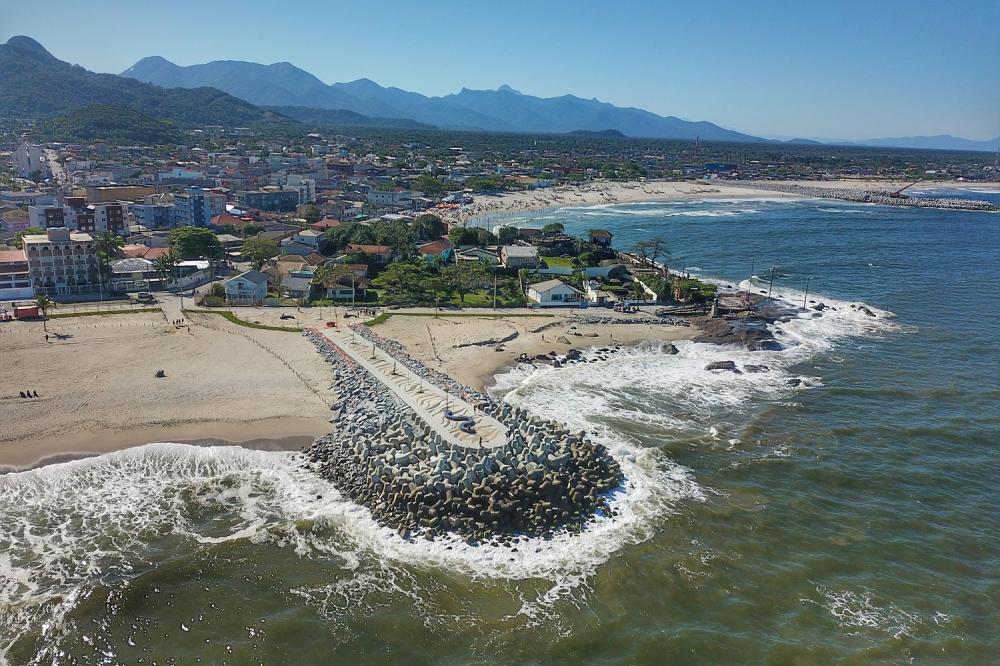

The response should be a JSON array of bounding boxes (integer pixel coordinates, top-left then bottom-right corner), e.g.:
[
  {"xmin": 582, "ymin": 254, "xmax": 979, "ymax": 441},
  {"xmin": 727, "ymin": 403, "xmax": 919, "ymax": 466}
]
[
  {"xmin": 120, "ymin": 56, "xmax": 762, "ymax": 141},
  {"xmin": 846, "ymin": 135, "xmax": 999, "ymax": 152},
  {"xmin": 0, "ymin": 36, "xmax": 285, "ymax": 126}
]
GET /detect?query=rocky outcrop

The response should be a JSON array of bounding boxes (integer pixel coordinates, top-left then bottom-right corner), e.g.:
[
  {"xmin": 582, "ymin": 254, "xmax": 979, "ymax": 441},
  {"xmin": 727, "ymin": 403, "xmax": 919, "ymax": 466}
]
[
  {"xmin": 694, "ymin": 317, "xmax": 782, "ymax": 351},
  {"xmin": 453, "ymin": 330, "xmax": 519, "ymax": 348},
  {"xmin": 705, "ymin": 360, "xmax": 740, "ymax": 373}
]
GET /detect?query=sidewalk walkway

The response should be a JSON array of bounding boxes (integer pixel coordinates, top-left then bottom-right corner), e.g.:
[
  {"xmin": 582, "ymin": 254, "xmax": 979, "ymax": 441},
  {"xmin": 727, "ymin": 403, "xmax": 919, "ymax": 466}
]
[{"xmin": 318, "ymin": 327, "xmax": 507, "ymax": 450}]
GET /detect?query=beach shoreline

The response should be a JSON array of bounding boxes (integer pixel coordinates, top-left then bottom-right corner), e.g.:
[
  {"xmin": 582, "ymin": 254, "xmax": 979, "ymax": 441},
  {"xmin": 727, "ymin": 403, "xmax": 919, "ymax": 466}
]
[
  {"xmin": 443, "ymin": 178, "xmax": 999, "ymax": 223},
  {"xmin": 0, "ymin": 416, "xmax": 326, "ymax": 472}
]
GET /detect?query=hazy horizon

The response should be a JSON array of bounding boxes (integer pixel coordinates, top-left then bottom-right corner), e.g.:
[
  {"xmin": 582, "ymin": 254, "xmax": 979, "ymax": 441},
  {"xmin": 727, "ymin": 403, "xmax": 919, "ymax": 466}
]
[{"xmin": 2, "ymin": 0, "xmax": 998, "ymax": 141}]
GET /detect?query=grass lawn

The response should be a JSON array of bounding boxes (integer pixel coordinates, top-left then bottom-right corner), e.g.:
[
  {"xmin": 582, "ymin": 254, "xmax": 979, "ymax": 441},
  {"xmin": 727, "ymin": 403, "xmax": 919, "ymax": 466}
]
[
  {"xmin": 541, "ymin": 255, "xmax": 575, "ymax": 269},
  {"xmin": 444, "ymin": 291, "xmax": 525, "ymax": 308},
  {"xmin": 49, "ymin": 307, "xmax": 161, "ymax": 319},
  {"xmin": 182, "ymin": 309, "xmax": 303, "ymax": 332}
]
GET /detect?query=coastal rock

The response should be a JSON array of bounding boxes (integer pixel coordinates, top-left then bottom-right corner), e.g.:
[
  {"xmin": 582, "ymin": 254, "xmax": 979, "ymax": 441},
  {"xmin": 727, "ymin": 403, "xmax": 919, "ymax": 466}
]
[{"xmin": 705, "ymin": 360, "xmax": 740, "ymax": 372}]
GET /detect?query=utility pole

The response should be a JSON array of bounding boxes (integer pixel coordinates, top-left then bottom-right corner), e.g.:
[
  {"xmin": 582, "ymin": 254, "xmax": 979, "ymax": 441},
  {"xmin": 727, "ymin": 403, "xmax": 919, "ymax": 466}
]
[
  {"xmin": 767, "ymin": 265, "xmax": 777, "ymax": 301},
  {"xmin": 802, "ymin": 277, "xmax": 811, "ymax": 310},
  {"xmin": 745, "ymin": 257, "xmax": 755, "ymax": 301},
  {"xmin": 492, "ymin": 269, "xmax": 497, "ymax": 310}
]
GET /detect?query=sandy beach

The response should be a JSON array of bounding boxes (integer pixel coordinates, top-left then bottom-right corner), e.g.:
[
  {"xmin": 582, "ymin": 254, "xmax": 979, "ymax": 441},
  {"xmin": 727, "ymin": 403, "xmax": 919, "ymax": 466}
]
[
  {"xmin": 365, "ymin": 309, "xmax": 696, "ymax": 391},
  {"xmin": 441, "ymin": 178, "xmax": 998, "ymax": 223},
  {"xmin": 0, "ymin": 310, "xmax": 332, "ymax": 470}
]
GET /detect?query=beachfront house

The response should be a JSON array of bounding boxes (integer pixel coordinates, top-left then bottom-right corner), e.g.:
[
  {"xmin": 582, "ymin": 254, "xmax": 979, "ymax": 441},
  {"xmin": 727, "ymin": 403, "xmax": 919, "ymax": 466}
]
[
  {"xmin": 588, "ymin": 229, "xmax": 614, "ymax": 248},
  {"xmin": 585, "ymin": 280, "xmax": 615, "ymax": 305},
  {"xmin": 500, "ymin": 244, "xmax": 540, "ymax": 269},
  {"xmin": 223, "ymin": 270, "xmax": 268, "ymax": 306},
  {"xmin": 526, "ymin": 278, "xmax": 584, "ymax": 307},
  {"xmin": 456, "ymin": 247, "xmax": 499, "ymax": 265},
  {"xmin": 417, "ymin": 239, "xmax": 452, "ymax": 261}
]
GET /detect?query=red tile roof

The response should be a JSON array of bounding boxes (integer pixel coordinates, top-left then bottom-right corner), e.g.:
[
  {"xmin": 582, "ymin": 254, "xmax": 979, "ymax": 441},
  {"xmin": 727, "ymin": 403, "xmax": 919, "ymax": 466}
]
[
  {"xmin": 0, "ymin": 249, "xmax": 26, "ymax": 264},
  {"xmin": 417, "ymin": 239, "xmax": 451, "ymax": 255},
  {"xmin": 310, "ymin": 218, "xmax": 342, "ymax": 231},
  {"xmin": 347, "ymin": 244, "xmax": 392, "ymax": 255}
]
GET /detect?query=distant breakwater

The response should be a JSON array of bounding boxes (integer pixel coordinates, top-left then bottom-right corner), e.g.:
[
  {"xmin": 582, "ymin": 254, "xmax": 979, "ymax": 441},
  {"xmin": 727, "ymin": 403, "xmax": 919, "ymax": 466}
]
[
  {"xmin": 740, "ymin": 181, "xmax": 999, "ymax": 211},
  {"xmin": 301, "ymin": 327, "xmax": 623, "ymax": 543}
]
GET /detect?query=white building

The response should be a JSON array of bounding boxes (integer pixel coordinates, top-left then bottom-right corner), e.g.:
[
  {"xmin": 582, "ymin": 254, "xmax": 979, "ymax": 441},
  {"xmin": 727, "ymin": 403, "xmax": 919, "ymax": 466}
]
[
  {"xmin": 223, "ymin": 270, "xmax": 269, "ymax": 305},
  {"xmin": 367, "ymin": 189, "xmax": 416, "ymax": 207},
  {"xmin": 525, "ymin": 279, "xmax": 584, "ymax": 307},
  {"xmin": 22, "ymin": 228, "xmax": 100, "ymax": 296},
  {"xmin": 15, "ymin": 142, "xmax": 46, "ymax": 178}
]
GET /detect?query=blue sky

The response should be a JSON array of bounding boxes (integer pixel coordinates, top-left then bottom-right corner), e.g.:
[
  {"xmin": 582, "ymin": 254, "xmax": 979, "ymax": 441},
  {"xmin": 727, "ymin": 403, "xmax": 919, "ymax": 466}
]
[{"xmin": 2, "ymin": 0, "xmax": 998, "ymax": 140}]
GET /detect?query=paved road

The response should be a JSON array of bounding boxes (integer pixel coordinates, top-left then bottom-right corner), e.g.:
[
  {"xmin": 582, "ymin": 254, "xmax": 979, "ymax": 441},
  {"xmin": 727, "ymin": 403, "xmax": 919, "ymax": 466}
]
[{"xmin": 317, "ymin": 327, "xmax": 507, "ymax": 450}]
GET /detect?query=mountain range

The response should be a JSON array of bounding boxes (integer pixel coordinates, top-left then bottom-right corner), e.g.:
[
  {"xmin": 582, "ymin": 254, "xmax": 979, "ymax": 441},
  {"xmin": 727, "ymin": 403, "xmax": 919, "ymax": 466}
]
[
  {"xmin": 120, "ymin": 56, "xmax": 760, "ymax": 142},
  {"xmin": 0, "ymin": 36, "xmax": 284, "ymax": 126},
  {"xmin": 1, "ymin": 35, "xmax": 994, "ymax": 152}
]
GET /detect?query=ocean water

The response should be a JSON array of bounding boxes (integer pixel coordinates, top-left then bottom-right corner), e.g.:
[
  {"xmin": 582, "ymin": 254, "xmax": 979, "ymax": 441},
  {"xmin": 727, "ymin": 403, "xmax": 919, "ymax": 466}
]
[{"xmin": 2, "ymin": 194, "xmax": 998, "ymax": 664}]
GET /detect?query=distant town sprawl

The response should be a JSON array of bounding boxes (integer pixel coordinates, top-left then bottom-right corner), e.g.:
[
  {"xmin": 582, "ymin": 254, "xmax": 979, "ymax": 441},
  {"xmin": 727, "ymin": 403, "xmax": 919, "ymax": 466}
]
[{"xmin": 0, "ymin": 125, "xmax": 997, "ymax": 309}]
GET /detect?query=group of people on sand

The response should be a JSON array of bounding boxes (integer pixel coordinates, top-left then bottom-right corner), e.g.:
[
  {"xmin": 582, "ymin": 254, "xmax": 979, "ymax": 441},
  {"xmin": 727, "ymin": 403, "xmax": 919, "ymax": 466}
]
[{"xmin": 19, "ymin": 390, "xmax": 40, "ymax": 399}]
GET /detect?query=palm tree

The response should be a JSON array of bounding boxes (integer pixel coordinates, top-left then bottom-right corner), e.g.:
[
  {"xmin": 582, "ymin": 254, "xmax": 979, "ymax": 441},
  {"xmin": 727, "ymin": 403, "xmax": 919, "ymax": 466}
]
[
  {"xmin": 93, "ymin": 231, "xmax": 125, "ymax": 261},
  {"xmin": 153, "ymin": 251, "xmax": 177, "ymax": 288},
  {"xmin": 35, "ymin": 294, "xmax": 54, "ymax": 331},
  {"xmin": 313, "ymin": 263, "xmax": 354, "ymax": 302}
]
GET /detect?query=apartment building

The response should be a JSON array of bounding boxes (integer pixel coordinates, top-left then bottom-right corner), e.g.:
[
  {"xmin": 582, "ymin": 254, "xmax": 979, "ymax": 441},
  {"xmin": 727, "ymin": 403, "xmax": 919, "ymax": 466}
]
[
  {"xmin": 27, "ymin": 199, "xmax": 127, "ymax": 235},
  {"xmin": 173, "ymin": 187, "xmax": 212, "ymax": 227},
  {"xmin": 0, "ymin": 248, "xmax": 33, "ymax": 300},
  {"xmin": 22, "ymin": 228, "xmax": 100, "ymax": 296}
]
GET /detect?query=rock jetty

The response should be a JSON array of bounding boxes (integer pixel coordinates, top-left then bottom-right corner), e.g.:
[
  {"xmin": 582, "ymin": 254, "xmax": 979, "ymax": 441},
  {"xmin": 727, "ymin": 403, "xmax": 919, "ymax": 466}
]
[
  {"xmin": 301, "ymin": 327, "xmax": 623, "ymax": 543},
  {"xmin": 737, "ymin": 181, "xmax": 999, "ymax": 212}
]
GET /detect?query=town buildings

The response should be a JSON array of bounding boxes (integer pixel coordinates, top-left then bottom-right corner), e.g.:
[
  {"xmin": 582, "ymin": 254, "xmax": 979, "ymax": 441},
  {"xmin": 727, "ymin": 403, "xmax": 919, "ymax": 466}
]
[{"xmin": 236, "ymin": 188, "xmax": 300, "ymax": 212}]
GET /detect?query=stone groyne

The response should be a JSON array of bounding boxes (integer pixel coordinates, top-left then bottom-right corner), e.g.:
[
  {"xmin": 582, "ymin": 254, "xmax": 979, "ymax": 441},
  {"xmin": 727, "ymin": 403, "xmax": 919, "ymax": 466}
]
[
  {"xmin": 302, "ymin": 327, "xmax": 623, "ymax": 542},
  {"xmin": 739, "ymin": 181, "xmax": 999, "ymax": 211}
]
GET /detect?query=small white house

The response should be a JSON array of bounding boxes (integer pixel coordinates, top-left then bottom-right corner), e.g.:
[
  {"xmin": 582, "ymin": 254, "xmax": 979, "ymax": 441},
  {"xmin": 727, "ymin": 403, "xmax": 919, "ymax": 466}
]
[
  {"xmin": 223, "ymin": 270, "xmax": 268, "ymax": 305},
  {"xmin": 526, "ymin": 279, "xmax": 584, "ymax": 307}
]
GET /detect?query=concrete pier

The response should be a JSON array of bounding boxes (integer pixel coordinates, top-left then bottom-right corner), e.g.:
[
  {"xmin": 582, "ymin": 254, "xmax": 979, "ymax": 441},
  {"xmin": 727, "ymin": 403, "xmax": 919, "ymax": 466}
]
[{"xmin": 318, "ymin": 327, "xmax": 507, "ymax": 449}]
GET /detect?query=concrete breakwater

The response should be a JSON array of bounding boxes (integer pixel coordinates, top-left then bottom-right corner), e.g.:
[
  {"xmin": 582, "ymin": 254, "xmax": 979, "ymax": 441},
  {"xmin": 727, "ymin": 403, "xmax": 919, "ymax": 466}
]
[
  {"xmin": 739, "ymin": 181, "xmax": 999, "ymax": 211},
  {"xmin": 301, "ymin": 327, "xmax": 623, "ymax": 542}
]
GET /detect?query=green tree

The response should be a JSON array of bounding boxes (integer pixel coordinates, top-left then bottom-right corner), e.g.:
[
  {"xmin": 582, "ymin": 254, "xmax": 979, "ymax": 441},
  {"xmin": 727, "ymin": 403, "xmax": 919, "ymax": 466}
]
[
  {"xmin": 443, "ymin": 261, "xmax": 488, "ymax": 304},
  {"xmin": 153, "ymin": 251, "xmax": 177, "ymax": 285},
  {"xmin": 312, "ymin": 263, "xmax": 355, "ymax": 300},
  {"xmin": 242, "ymin": 223, "xmax": 265, "ymax": 237},
  {"xmin": 241, "ymin": 236, "xmax": 280, "ymax": 270},
  {"xmin": 413, "ymin": 173, "xmax": 445, "ymax": 197},
  {"xmin": 413, "ymin": 213, "xmax": 446, "ymax": 240},
  {"xmin": 169, "ymin": 226, "xmax": 223, "ymax": 260},
  {"xmin": 301, "ymin": 203, "xmax": 322, "ymax": 225},
  {"xmin": 542, "ymin": 222, "xmax": 565, "ymax": 234},
  {"xmin": 12, "ymin": 227, "xmax": 45, "ymax": 249},
  {"xmin": 34, "ymin": 294, "xmax": 54, "ymax": 331},
  {"xmin": 497, "ymin": 225, "xmax": 519, "ymax": 245},
  {"xmin": 93, "ymin": 231, "xmax": 124, "ymax": 280},
  {"xmin": 372, "ymin": 262, "xmax": 433, "ymax": 304},
  {"xmin": 448, "ymin": 226, "xmax": 497, "ymax": 247}
]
